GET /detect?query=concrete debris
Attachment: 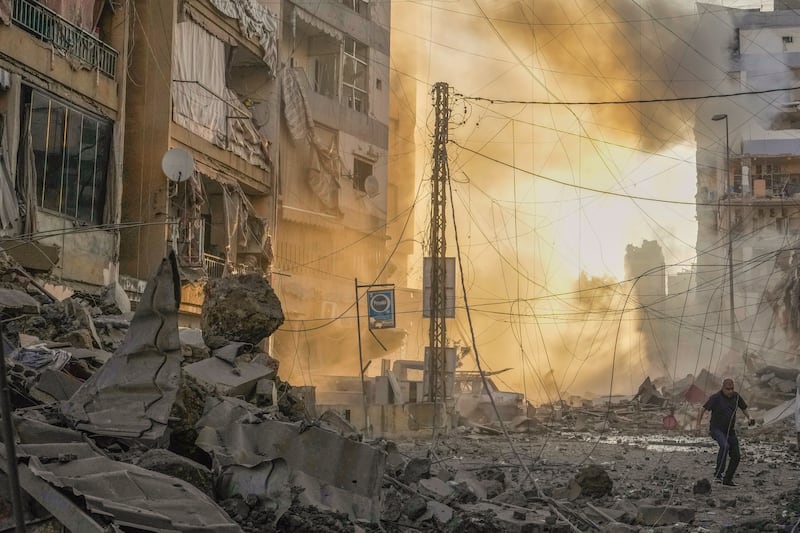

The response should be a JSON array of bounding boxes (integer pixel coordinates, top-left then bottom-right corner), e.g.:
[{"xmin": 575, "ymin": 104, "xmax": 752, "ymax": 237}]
[
  {"xmin": 201, "ymin": 273, "xmax": 284, "ymax": 346},
  {"xmin": 1, "ymin": 251, "xmax": 799, "ymax": 531},
  {"xmin": 61, "ymin": 252, "xmax": 184, "ymax": 444},
  {"xmin": 195, "ymin": 396, "xmax": 385, "ymax": 522},
  {"xmin": 184, "ymin": 355, "xmax": 276, "ymax": 398},
  {"xmin": 575, "ymin": 464, "xmax": 614, "ymax": 498},
  {"xmin": 22, "ymin": 442, "xmax": 242, "ymax": 532},
  {"xmin": 0, "ymin": 287, "xmax": 40, "ymax": 314}
]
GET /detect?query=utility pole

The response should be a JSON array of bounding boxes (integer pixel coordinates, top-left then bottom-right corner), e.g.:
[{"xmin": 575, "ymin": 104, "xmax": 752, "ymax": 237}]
[
  {"xmin": 712, "ymin": 113, "xmax": 736, "ymax": 346},
  {"xmin": 427, "ymin": 82, "xmax": 450, "ymax": 416}
]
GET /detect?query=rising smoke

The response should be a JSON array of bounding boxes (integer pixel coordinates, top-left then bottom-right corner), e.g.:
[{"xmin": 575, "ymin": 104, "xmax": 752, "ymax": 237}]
[{"xmin": 390, "ymin": 1, "xmax": 789, "ymax": 400}]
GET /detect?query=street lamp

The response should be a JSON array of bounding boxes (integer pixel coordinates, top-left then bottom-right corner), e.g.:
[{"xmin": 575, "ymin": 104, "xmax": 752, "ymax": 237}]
[{"xmin": 712, "ymin": 113, "xmax": 736, "ymax": 346}]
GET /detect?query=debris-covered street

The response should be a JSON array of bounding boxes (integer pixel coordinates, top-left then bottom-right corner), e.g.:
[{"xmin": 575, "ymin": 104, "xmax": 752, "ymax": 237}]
[{"xmin": 0, "ymin": 250, "xmax": 798, "ymax": 532}]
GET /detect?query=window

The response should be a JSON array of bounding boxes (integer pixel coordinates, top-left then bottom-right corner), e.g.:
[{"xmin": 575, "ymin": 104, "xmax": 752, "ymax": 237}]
[
  {"xmin": 342, "ymin": 37, "xmax": 368, "ymax": 113},
  {"xmin": 784, "ymin": 36, "xmax": 794, "ymax": 43},
  {"xmin": 24, "ymin": 88, "xmax": 111, "ymax": 224},
  {"xmin": 310, "ymin": 34, "xmax": 339, "ymax": 98},
  {"xmin": 341, "ymin": 0, "xmax": 369, "ymax": 17},
  {"xmin": 353, "ymin": 157, "xmax": 373, "ymax": 192}
]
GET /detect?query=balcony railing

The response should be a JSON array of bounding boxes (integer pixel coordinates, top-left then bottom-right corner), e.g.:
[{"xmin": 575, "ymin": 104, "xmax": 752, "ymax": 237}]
[
  {"xmin": 202, "ymin": 253, "xmax": 261, "ymax": 279},
  {"xmin": 11, "ymin": 0, "xmax": 118, "ymax": 79}
]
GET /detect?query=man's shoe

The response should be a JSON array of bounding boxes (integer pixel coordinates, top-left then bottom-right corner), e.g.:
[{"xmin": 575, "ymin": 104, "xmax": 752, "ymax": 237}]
[
  {"xmin": 722, "ymin": 480, "xmax": 737, "ymax": 487},
  {"xmin": 714, "ymin": 477, "xmax": 723, "ymax": 483}
]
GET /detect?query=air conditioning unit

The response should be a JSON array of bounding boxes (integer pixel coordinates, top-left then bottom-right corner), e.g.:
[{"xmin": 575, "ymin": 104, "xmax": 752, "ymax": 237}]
[{"xmin": 363, "ymin": 175, "xmax": 380, "ymax": 198}]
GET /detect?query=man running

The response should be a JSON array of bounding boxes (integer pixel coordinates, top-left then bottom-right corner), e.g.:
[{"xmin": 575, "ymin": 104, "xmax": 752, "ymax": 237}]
[{"xmin": 696, "ymin": 378, "xmax": 754, "ymax": 487}]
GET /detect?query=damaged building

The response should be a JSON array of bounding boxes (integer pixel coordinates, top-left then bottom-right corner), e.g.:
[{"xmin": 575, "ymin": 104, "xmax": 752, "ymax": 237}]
[
  {"xmin": 269, "ymin": 0, "xmax": 397, "ymax": 374},
  {"xmin": 1, "ymin": 0, "xmax": 399, "ymax": 337},
  {"xmin": 0, "ymin": 0, "xmax": 127, "ymax": 289},
  {"xmin": 120, "ymin": 0, "xmax": 278, "ymax": 318},
  {"xmin": 694, "ymin": 2, "xmax": 800, "ymax": 367}
]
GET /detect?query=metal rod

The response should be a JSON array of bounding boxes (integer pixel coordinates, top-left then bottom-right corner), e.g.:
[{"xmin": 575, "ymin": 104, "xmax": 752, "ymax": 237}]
[
  {"xmin": 0, "ymin": 327, "xmax": 26, "ymax": 532},
  {"xmin": 354, "ymin": 278, "xmax": 369, "ymax": 436},
  {"xmin": 713, "ymin": 113, "xmax": 736, "ymax": 348}
]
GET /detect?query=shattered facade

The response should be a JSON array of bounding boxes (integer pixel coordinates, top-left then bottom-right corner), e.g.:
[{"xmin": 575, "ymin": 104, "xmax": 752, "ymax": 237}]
[
  {"xmin": 120, "ymin": 0, "xmax": 278, "ymax": 319},
  {"xmin": 0, "ymin": 0, "xmax": 127, "ymax": 287},
  {"xmin": 270, "ymin": 0, "xmax": 395, "ymax": 374},
  {"xmin": 694, "ymin": 4, "xmax": 800, "ymax": 366}
]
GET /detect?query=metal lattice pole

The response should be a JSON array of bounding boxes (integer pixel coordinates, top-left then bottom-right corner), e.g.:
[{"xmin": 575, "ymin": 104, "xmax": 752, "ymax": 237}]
[{"xmin": 427, "ymin": 82, "xmax": 450, "ymax": 408}]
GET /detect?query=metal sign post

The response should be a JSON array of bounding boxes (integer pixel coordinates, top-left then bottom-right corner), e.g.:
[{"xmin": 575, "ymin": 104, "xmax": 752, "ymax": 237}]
[{"xmin": 354, "ymin": 280, "xmax": 395, "ymax": 437}]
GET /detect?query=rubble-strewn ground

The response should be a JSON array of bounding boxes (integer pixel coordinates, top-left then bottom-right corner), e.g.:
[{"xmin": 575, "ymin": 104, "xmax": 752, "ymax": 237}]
[
  {"xmin": 1, "ymin": 253, "xmax": 799, "ymax": 533},
  {"xmin": 370, "ymin": 423, "xmax": 800, "ymax": 533}
]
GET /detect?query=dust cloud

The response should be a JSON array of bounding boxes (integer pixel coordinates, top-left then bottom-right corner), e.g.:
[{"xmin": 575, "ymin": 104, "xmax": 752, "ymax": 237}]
[{"xmin": 389, "ymin": 1, "xmax": 769, "ymax": 401}]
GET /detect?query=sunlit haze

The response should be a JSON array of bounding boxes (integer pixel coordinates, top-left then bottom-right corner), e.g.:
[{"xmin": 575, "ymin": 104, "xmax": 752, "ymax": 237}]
[{"xmin": 387, "ymin": 0, "xmax": 757, "ymax": 400}]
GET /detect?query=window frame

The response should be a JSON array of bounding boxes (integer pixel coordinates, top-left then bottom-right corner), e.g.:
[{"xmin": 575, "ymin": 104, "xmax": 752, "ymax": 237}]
[
  {"xmin": 342, "ymin": 36, "xmax": 368, "ymax": 113},
  {"xmin": 352, "ymin": 156, "xmax": 373, "ymax": 193},
  {"xmin": 23, "ymin": 86, "xmax": 112, "ymax": 225},
  {"xmin": 341, "ymin": 0, "xmax": 369, "ymax": 17}
]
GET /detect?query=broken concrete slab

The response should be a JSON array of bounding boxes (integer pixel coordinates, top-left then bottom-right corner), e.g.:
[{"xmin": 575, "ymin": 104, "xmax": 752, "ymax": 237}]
[
  {"xmin": 0, "ymin": 287, "xmax": 40, "ymax": 314},
  {"xmin": 318, "ymin": 409, "xmax": 359, "ymax": 437},
  {"xmin": 29, "ymin": 369, "xmax": 82, "ymax": 402},
  {"xmin": 20, "ymin": 442, "xmax": 242, "ymax": 532},
  {"xmin": 195, "ymin": 396, "xmax": 385, "ymax": 522},
  {"xmin": 418, "ymin": 477, "xmax": 454, "ymax": 500},
  {"xmin": 216, "ymin": 459, "xmax": 292, "ymax": 524},
  {"xmin": 184, "ymin": 356, "xmax": 276, "ymax": 398},
  {"xmin": 62, "ymin": 346, "xmax": 112, "ymax": 365},
  {"xmin": 0, "ymin": 442, "xmax": 106, "ymax": 533},
  {"xmin": 61, "ymin": 252, "xmax": 183, "ymax": 444},
  {"xmin": 418, "ymin": 500, "xmax": 453, "ymax": 524},
  {"xmin": 212, "ymin": 341, "xmax": 252, "ymax": 364}
]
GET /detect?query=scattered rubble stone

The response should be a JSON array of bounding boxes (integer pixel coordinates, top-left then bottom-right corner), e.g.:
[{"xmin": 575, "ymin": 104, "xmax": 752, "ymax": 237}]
[
  {"xmin": 575, "ymin": 464, "xmax": 614, "ymax": 498},
  {"xmin": 693, "ymin": 478, "xmax": 712, "ymax": 495},
  {"xmin": 402, "ymin": 456, "xmax": 431, "ymax": 484},
  {"xmin": 135, "ymin": 448, "xmax": 214, "ymax": 496},
  {"xmin": 2, "ymin": 253, "xmax": 800, "ymax": 532}
]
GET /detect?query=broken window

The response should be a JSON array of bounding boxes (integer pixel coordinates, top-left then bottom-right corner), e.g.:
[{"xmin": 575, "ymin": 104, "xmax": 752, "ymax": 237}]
[
  {"xmin": 308, "ymin": 34, "xmax": 339, "ymax": 98},
  {"xmin": 22, "ymin": 87, "xmax": 111, "ymax": 224},
  {"xmin": 352, "ymin": 157, "xmax": 372, "ymax": 193},
  {"xmin": 342, "ymin": 37, "xmax": 368, "ymax": 113},
  {"xmin": 341, "ymin": 0, "xmax": 369, "ymax": 17}
]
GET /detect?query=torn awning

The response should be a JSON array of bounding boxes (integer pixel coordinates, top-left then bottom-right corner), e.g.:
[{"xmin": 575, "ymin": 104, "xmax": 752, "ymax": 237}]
[
  {"xmin": 208, "ymin": 0, "xmax": 278, "ymax": 75},
  {"xmin": 293, "ymin": 6, "xmax": 342, "ymax": 41}
]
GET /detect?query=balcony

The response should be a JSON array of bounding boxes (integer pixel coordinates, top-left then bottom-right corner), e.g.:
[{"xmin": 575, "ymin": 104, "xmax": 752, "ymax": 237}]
[
  {"xmin": 11, "ymin": 0, "xmax": 118, "ymax": 79},
  {"xmin": 202, "ymin": 253, "xmax": 262, "ymax": 279}
]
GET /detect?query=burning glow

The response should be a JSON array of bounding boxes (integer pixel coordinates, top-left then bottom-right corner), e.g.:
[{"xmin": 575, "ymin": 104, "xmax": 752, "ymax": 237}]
[{"xmin": 389, "ymin": 0, "xmax": 754, "ymax": 401}]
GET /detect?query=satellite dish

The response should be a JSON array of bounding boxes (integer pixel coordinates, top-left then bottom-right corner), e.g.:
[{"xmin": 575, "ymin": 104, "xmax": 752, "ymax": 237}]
[
  {"xmin": 161, "ymin": 148, "xmax": 195, "ymax": 182},
  {"xmin": 363, "ymin": 175, "xmax": 380, "ymax": 198}
]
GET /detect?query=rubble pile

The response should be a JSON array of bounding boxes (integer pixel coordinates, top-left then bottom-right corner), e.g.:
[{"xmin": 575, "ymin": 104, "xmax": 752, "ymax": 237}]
[{"xmin": 0, "ymin": 250, "xmax": 798, "ymax": 531}]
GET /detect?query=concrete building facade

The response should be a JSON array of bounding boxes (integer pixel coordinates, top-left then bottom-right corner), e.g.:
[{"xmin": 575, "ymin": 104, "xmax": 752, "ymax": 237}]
[
  {"xmin": 1, "ymin": 0, "xmax": 404, "ymax": 349},
  {"xmin": 121, "ymin": 0, "xmax": 280, "ymax": 317},
  {"xmin": 696, "ymin": 3, "xmax": 800, "ymax": 359},
  {"xmin": 270, "ymin": 0, "xmax": 394, "ymax": 373},
  {"xmin": 0, "ymin": 0, "xmax": 129, "ymax": 289}
]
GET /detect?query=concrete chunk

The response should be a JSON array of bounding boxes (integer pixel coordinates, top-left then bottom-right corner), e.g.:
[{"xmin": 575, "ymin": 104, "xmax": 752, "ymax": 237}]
[
  {"xmin": 0, "ymin": 287, "xmax": 40, "ymax": 314},
  {"xmin": 184, "ymin": 357, "xmax": 276, "ymax": 397}
]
